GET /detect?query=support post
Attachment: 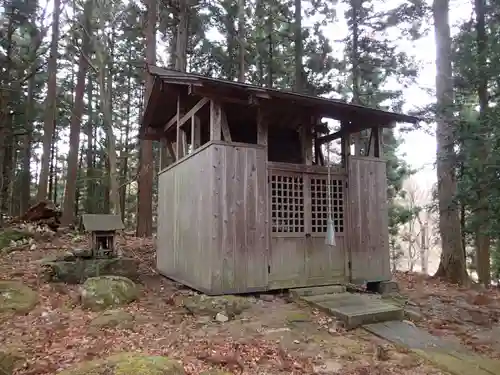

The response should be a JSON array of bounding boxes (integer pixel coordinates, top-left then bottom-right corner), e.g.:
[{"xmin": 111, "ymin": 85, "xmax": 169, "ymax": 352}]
[
  {"xmin": 256, "ymin": 106, "xmax": 268, "ymax": 146},
  {"xmin": 300, "ymin": 117, "xmax": 313, "ymax": 165},
  {"xmin": 191, "ymin": 115, "xmax": 201, "ymax": 149},
  {"xmin": 175, "ymin": 95, "xmax": 182, "ymax": 158},
  {"xmin": 373, "ymin": 127, "xmax": 382, "ymax": 157},
  {"xmin": 210, "ymin": 100, "xmax": 222, "ymax": 141},
  {"xmin": 221, "ymin": 110, "xmax": 232, "ymax": 141},
  {"xmin": 340, "ymin": 121, "xmax": 351, "ymax": 168}
]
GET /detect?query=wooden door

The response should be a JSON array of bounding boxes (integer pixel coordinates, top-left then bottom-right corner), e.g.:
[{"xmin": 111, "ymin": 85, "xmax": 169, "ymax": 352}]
[{"xmin": 267, "ymin": 165, "xmax": 346, "ymax": 289}]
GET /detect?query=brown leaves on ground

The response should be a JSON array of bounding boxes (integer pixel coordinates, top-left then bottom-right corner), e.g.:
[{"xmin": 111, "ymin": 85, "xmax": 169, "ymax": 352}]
[
  {"xmin": 394, "ymin": 271, "xmax": 500, "ymax": 358},
  {"xmin": 0, "ymin": 231, "xmax": 457, "ymax": 375}
]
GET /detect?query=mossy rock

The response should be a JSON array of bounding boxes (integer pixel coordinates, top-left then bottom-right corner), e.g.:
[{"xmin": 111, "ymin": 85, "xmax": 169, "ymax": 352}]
[
  {"xmin": 0, "ymin": 281, "xmax": 38, "ymax": 314},
  {"xmin": 0, "ymin": 351, "xmax": 24, "ymax": 375},
  {"xmin": 58, "ymin": 353, "xmax": 185, "ymax": 375},
  {"xmin": 200, "ymin": 371, "xmax": 233, "ymax": 375},
  {"xmin": 183, "ymin": 295, "xmax": 252, "ymax": 319},
  {"xmin": 80, "ymin": 276, "xmax": 138, "ymax": 311},
  {"xmin": 39, "ymin": 258, "xmax": 139, "ymax": 284},
  {"xmin": 0, "ymin": 229, "xmax": 33, "ymax": 253},
  {"xmin": 90, "ymin": 310, "xmax": 135, "ymax": 329}
]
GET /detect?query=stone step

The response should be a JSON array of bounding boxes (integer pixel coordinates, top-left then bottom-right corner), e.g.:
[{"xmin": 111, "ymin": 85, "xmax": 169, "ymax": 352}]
[
  {"xmin": 290, "ymin": 285, "xmax": 346, "ymax": 298},
  {"xmin": 297, "ymin": 292, "xmax": 403, "ymax": 329}
]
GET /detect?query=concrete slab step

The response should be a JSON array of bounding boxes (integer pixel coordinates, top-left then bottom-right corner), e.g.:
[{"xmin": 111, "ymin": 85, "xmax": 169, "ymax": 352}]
[
  {"xmin": 323, "ymin": 301, "xmax": 403, "ymax": 329},
  {"xmin": 296, "ymin": 291, "xmax": 403, "ymax": 329},
  {"xmin": 290, "ymin": 285, "xmax": 346, "ymax": 297}
]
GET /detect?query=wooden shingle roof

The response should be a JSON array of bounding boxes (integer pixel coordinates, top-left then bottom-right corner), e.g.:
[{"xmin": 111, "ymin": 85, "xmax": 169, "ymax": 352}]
[{"xmin": 81, "ymin": 214, "xmax": 124, "ymax": 232}]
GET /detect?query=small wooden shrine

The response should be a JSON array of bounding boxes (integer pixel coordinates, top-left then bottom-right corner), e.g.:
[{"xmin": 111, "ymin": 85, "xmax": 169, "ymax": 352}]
[
  {"xmin": 140, "ymin": 65, "xmax": 419, "ymax": 295},
  {"xmin": 81, "ymin": 214, "xmax": 124, "ymax": 258}
]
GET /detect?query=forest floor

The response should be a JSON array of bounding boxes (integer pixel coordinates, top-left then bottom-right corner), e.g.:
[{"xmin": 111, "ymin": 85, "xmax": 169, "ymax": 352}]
[{"xmin": 1, "ymin": 230, "xmax": 500, "ymax": 375}]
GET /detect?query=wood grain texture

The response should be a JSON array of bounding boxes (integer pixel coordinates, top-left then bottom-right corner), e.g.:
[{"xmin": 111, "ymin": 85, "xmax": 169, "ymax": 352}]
[
  {"xmin": 157, "ymin": 141, "xmax": 269, "ymax": 295},
  {"xmin": 348, "ymin": 156, "xmax": 391, "ymax": 283},
  {"xmin": 267, "ymin": 164, "xmax": 346, "ymax": 289},
  {"xmin": 157, "ymin": 143, "xmax": 214, "ymax": 291},
  {"xmin": 211, "ymin": 143, "xmax": 269, "ymax": 293}
]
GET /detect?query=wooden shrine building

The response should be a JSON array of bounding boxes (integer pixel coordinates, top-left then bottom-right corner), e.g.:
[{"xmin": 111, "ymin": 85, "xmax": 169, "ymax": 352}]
[{"xmin": 140, "ymin": 65, "xmax": 419, "ymax": 295}]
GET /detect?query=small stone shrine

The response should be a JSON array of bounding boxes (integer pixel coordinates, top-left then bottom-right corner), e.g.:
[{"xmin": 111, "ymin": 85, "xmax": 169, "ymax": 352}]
[
  {"xmin": 39, "ymin": 214, "xmax": 138, "ymax": 284},
  {"xmin": 81, "ymin": 214, "xmax": 124, "ymax": 258}
]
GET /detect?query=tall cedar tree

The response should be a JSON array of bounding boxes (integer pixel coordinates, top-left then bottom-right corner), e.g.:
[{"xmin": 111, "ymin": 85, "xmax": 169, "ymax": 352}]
[
  {"xmin": 432, "ymin": 0, "xmax": 468, "ymax": 284},
  {"xmin": 137, "ymin": 0, "xmax": 157, "ymax": 237}
]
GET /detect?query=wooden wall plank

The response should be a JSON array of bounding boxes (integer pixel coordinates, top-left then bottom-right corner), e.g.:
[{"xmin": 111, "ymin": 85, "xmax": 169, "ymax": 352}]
[
  {"xmin": 156, "ymin": 145, "xmax": 214, "ymax": 292},
  {"xmin": 211, "ymin": 143, "xmax": 269, "ymax": 293},
  {"xmin": 348, "ymin": 156, "xmax": 391, "ymax": 283}
]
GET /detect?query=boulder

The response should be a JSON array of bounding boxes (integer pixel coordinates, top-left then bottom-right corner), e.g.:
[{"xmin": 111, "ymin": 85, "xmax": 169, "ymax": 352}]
[
  {"xmin": 90, "ymin": 310, "xmax": 135, "ymax": 329},
  {"xmin": 80, "ymin": 276, "xmax": 138, "ymax": 311},
  {"xmin": 0, "ymin": 281, "xmax": 37, "ymax": 314},
  {"xmin": 40, "ymin": 257, "xmax": 139, "ymax": 284},
  {"xmin": 58, "ymin": 353, "xmax": 185, "ymax": 375},
  {"xmin": 182, "ymin": 295, "xmax": 252, "ymax": 319},
  {"xmin": 0, "ymin": 229, "xmax": 33, "ymax": 253}
]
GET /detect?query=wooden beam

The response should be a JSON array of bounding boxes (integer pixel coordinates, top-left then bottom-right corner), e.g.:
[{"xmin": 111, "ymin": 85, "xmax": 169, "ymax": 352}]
[
  {"xmin": 190, "ymin": 86, "xmax": 248, "ymax": 105},
  {"xmin": 221, "ymin": 110, "xmax": 231, "ymax": 142},
  {"xmin": 299, "ymin": 123, "xmax": 313, "ymax": 165},
  {"xmin": 176, "ymin": 95, "xmax": 182, "ymax": 158},
  {"xmin": 257, "ymin": 107, "xmax": 268, "ymax": 146},
  {"xmin": 166, "ymin": 138, "xmax": 176, "ymax": 161},
  {"xmin": 163, "ymin": 115, "xmax": 177, "ymax": 132},
  {"xmin": 317, "ymin": 118, "xmax": 395, "ymax": 145},
  {"xmin": 210, "ymin": 100, "xmax": 222, "ymax": 141},
  {"xmin": 340, "ymin": 121, "xmax": 350, "ymax": 168},
  {"xmin": 317, "ymin": 130, "xmax": 342, "ymax": 144},
  {"xmin": 373, "ymin": 127, "xmax": 382, "ymax": 157},
  {"xmin": 191, "ymin": 115, "xmax": 201, "ymax": 150},
  {"xmin": 164, "ymin": 97, "xmax": 209, "ymax": 132},
  {"xmin": 366, "ymin": 128, "xmax": 374, "ymax": 156}
]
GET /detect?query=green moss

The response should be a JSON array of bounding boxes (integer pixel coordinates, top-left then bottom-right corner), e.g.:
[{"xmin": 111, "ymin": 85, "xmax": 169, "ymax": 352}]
[
  {"xmin": 0, "ymin": 281, "xmax": 38, "ymax": 314},
  {"xmin": 0, "ymin": 230, "xmax": 33, "ymax": 253},
  {"xmin": 285, "ymin": 311, "xmax": 311, "ymax": 324},
  {"xmin": 81, "ymin": 276, "xmax": 138, "ymax": 311},
  {"xmin": 90, "ymin": 310, "xmax": 134, "ymax": 329},
  {"xmin": 111, "ymin": 354, "xmax": 184, "ymax": 375},
  {"xmin": 200, "ymin": 371, "xmax": 233, "ymax": 375},
  {"xmin": 0, "ymin": 351, "xmax": 24, "ymax": 375},
  {"xmin": 58, "ymin": 353, "xmax": 185, "ymax": 375},
  {"xmin": 183, "ymin": 295, "xmax": 252, "ymax": 318}
]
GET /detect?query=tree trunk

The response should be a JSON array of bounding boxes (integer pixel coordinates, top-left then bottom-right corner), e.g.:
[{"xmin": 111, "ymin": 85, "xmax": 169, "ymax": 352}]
[
  {"xmin": 175, "ymin": 1, "xmax": 189, "ymax": 71},
  {"xmin": 294, "ymin": 0, "xmax": 302, "ymax": 92},
  {"xmin": 432, "ymin": 0, "xmax": 468, "ymax": 284},
  {"xmin": 98, "ymin": 68, "xmax": 120, "ymax": 215},
  {"xmin": 0, "ymin": 15, "xmax": 15, "ymax": 221},
  {"xmin": 420, "ymin": 223, "xmax": 429, "ymax": 274},
  {"xmin": 136, "ymin": 0, "xmax": 157, "ymax": 237},
  {"xmin": 20, "ymin": 71, "xmax": 36, "ymax": 215},
  {"xmin": 121, "ymin": 50, "xmax": 132, "ymax": 224},
  {"xmin": 62, "ymin": 0, "xmax": 93, "ymax": 226},
  {"xmin": 37, "ymin": 0, "xmax": 60, "ymax": 202},
  {"xmin": 266, "ymin": 11, "xmax": 273, "ymax": 88},
  {"xmin": 474, "ymin": 0, "xmax": 490, "ymax": 286},
  {"xmin": 238, "ymin": 0, "xmax": 246, "ymax": 82},
  {"xmin": 85, "ymin": 73, "xmax": 95, "ymax": 213}
]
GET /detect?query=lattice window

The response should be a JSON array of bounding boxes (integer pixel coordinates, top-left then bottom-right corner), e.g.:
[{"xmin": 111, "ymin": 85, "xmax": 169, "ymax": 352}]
[
  {"xmin": 311, "ymin": 177, "xmax": 344, "ymax": 233},
  {"xmin": 270, "ymin": 174, "xmax": 305, "ymax": 233}
]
